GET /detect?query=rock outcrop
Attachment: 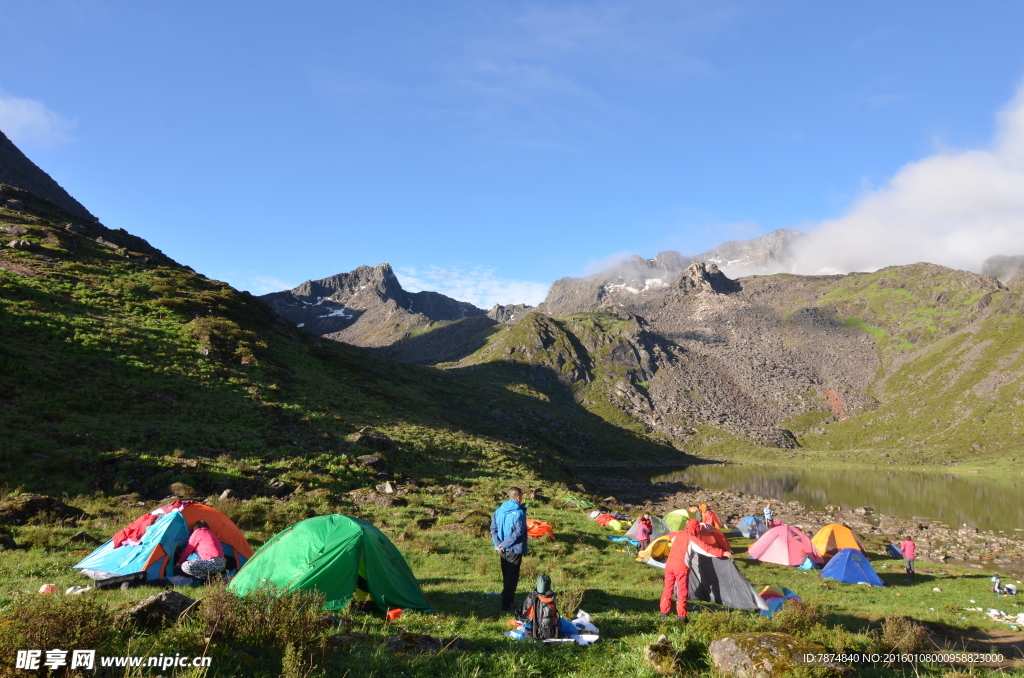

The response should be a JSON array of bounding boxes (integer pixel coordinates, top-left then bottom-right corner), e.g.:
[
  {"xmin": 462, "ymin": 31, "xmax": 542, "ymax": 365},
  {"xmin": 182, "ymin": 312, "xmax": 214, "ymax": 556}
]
[
  {"xmin": 708, "ymin": 633, "xmax": 846, "ymax": 678},
  {"xmin": 0, "ymin": 128, "xmax": 95, "ymax": 221},
  {"xmin": 487, "ymin": 303, "xmax": 534, "ymax": 323}
]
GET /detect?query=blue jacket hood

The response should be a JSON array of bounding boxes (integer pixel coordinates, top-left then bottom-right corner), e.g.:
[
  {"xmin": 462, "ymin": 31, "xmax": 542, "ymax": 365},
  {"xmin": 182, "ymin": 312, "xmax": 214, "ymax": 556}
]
[{"xmin": 495, "ymin": 499, "xmax": 524, "ymax": 515}]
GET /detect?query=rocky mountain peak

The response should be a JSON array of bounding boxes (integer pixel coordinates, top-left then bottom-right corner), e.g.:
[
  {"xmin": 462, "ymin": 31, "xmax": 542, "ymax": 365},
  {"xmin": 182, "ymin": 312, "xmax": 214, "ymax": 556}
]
[
  {"xmin": 261, "ymin": 264, "xmax": 486, "ymax": 348},
  {"xmin": 674, "ymin": 262, "xmax": 741, "ymax": 294}
]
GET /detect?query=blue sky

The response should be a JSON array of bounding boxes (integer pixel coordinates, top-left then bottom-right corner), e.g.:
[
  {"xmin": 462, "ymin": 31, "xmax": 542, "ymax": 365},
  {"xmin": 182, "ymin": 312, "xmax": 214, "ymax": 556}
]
[{"xmin": 2, "ymin": 1, "xmax": 1024, "ymax": 306}]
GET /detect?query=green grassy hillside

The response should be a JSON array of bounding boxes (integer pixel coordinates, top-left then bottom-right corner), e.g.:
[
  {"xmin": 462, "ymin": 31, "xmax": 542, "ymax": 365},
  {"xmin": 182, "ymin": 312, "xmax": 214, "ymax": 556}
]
[{"xmin": 0, "ymin": 189, "xmax": 683, "ymax": 499}]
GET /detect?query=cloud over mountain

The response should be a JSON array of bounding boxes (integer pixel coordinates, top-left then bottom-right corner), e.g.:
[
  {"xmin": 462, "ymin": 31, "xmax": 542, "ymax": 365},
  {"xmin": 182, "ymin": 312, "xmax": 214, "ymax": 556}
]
[{"xmin": 791, "ymin": 82, "xmax": 1024, "ymax": 275}]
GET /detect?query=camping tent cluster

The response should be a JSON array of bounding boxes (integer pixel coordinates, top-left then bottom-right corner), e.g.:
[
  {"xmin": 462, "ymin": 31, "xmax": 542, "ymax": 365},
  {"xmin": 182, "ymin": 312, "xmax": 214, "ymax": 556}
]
[
  {"xmin": 74, "ymin": 501, "xmax": 253, "ymax": 582},
  {"xmin": 71, "ymin": 494, "xmax": 884, "ymax": 620},
  {"xmin": 74, "ymin": 505, "xmax": 434, "ymax": 612}
]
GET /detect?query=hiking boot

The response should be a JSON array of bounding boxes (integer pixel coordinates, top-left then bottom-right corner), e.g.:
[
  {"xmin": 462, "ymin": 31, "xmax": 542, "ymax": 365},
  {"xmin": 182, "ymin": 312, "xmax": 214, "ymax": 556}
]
[
  {"xmin": 660, "ymin": 613, "xmax": 669, "ymax": 619},
  {"xmin": 678, "ymin": 616, "xmax": 688, "ymax": 623}
]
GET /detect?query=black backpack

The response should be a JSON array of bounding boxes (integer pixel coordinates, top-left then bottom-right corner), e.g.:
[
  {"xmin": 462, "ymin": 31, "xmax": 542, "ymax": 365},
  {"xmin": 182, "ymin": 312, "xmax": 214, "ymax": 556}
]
[{"xmin": 518, "ymin": 590, "xmax": 560, "ymax": 640}]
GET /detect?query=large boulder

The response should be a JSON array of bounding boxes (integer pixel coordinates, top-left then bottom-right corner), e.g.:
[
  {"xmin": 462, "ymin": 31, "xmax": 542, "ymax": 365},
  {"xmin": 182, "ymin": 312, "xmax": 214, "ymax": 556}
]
[
  {"xmin": 117, "ymin": 591, "xmax": 198, "ymax": 628},
  {"xmin": 0, "ymin": 495, "xmax": 86, "ymax": 526},
  {"xmin": 349, "ymin": 488, "xmax": 407, "ymax": 508},
  {"xmin": 347, "ymin": 428, "xmax": 397, "ymax": 453},
  {"xmin": 708, "ymin": 633, "xmax": 849, "ymax": 678}
]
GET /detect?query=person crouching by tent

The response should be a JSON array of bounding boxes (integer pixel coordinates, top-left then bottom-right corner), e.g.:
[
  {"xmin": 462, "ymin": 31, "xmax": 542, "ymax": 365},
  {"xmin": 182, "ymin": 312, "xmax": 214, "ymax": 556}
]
[
  {"xmin": 491, "ymin": 487, "xmax": 528, "ymax": 612},
  {"xmin": 763, "ymin": 503, "xmax": 774, "ymax": 528},
  {"xmin": 901, "ymin": 537, "xmax": 916, "ymax": 582},
  {"xmin": 177, "ymin": 520, "xmax": 226, "ymax": 581},
  {"xmin": 635, "ymin": 513, "xmax": 653, "ymax": 552},
  {"xmin": 660, "ymin": 519, "xmax": 730, "ymax": 622}
]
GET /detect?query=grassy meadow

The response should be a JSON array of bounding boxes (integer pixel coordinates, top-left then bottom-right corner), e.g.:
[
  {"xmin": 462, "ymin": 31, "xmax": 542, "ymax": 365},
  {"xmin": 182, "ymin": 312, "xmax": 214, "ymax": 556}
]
[{"xmin": 2, "ymin": 478, "xmax": 1021, "ymax": 677}]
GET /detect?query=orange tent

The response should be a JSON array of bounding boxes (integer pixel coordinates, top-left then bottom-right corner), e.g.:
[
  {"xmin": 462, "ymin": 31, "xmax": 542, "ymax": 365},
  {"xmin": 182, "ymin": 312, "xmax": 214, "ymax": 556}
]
[
  {"xmin": 526, "ymin": 519, "xmax": 556, "ymax": 541},
  {"xmin": 700, "ymin": 504, "xmax": 723, "ymax": 529},
  {"xmin": 177, "ymin": 502, "xmax": 254, "ymax": 561},
  {"xmin": 811, "ymin": 524, "xmax": 865, "ymax": 559}
]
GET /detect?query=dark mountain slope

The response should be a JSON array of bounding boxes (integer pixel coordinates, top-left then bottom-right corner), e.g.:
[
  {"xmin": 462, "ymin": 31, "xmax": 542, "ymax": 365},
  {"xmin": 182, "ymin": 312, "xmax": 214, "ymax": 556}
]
[{"xmin": 0, "ymin": 129, "xmax": 95, "ymax": 221}]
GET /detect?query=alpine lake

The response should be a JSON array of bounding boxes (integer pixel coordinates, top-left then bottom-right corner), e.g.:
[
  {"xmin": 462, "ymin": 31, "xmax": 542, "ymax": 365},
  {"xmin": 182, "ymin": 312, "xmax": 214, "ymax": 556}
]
[{"xmin": 638, "ymin": 463, "xmax": 1024, "ymax": 535}]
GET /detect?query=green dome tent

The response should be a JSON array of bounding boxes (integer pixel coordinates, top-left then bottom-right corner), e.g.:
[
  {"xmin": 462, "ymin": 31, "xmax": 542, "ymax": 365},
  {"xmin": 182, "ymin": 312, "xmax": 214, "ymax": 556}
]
[{"xmin": 228, "ymin": 515, "xmax": 434, "ymax": 612}]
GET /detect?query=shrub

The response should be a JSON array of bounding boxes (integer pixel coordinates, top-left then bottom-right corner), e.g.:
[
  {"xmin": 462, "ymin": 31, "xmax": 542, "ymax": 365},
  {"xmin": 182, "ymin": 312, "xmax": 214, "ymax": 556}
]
[
  {"xmin": 879, "ymin": 616, "xmax": 929, "ymax": 653},
  {"xmin": 202, "ymin": 585, "xmax": 329, "ymax": 650},
  {"xmin": 0, "ymin": 595, "xmax": 115, "ymax": 660},
  {"xmin": 772, "ymin": 600, "xmax": 827, "ymax": 636},
  {"xmin": 686, "ymin": 610, "xmax": 767, "ymax": 644}
]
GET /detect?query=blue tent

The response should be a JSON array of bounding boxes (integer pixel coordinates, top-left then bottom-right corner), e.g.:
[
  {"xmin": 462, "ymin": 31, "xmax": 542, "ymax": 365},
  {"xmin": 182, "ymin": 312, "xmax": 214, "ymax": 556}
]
[
  {"xmin": 820, "ymin": 548, "xmax": 883, "ymax": 587},
  {"xmin": 74, "ymin": 511, "xmax": 190, "ymax": 581},
  {"xmin": 737, "ymin": 516, "xmax": 767, "ymax": 539}
]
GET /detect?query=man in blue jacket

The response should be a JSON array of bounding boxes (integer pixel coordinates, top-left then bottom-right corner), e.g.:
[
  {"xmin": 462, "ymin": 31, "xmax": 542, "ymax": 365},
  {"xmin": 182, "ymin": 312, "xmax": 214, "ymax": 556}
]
[{"xmin": 490, "ymin": 487, "xmax": 527, "ymax": 611}]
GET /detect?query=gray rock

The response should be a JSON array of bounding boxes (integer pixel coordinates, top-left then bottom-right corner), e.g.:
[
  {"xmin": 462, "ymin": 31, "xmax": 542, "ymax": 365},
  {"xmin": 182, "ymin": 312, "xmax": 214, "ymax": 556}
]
[
  {"xmin": 4, "ymin": 199, "xmax": 24, "ymax": 210},
  {"xmin": 0, "ymin": 530, "xmax": 16, "ymax": 550},
  {"xmin": 355, "ymin": 454, "xmax": 384, "ymax": 467},
  {"xmin": 375, "ymin": 481, "xmax": 396, "ymax": 495},
  {"xmin": 266, "ymin": 479, "xmax": 290, "ymax": 498},
  {"xmin": 0, "ymin": 224, "xmax": 28, "ymax": 236},
  {"xmin": 708, "ymin": 633, "xmax": 848, "ymax": 678},
  {"xmin": 64, "ymin": 223, "xmax": 90, "ymax": 236},
  {"xmin": 487, "ymin": 303, "xmax": 534, "ymax": 324},
  {"xmin": 6, "ymin": 239, "xmax": 33, "ymax": 249},
  {"xmin": 348, "ymin": 428, "xmax": 397, "ymax": 453},
  {"xmin": 349, "ymin": 488, "xmax": 407, "ymax": 508},
  {"xmin": 219, "ymin": 489, "xmax": 234, "ymax": 500},
  {"xmin": 169, "ymin": 482, "xmax": 195, "ymax": 498},
  {"xmin": 0, "ymin": 494, "xmax": 86, "ymax": 526},
  {"xmin": 643, "ymin": 634, "xmax": 678, "ymax": 675},
  {"xmin": 118, "ymin": 590, "xmax": 198, "ymax": 627}
]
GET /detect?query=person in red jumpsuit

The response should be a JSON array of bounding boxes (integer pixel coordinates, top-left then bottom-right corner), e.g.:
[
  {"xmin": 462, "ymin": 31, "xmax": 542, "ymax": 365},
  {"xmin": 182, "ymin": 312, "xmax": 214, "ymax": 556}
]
[{"xmin": 660, "ymin": 519, "xmax": 730, "ymax": 621}]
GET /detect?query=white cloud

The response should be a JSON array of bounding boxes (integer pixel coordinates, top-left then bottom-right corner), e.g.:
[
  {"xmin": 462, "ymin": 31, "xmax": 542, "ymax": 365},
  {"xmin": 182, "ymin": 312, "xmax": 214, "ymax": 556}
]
[
  {"xmin": 789, "ymin": 81, "xmax": 1024, "ymax": 275},
  {"xmin": 0, "ymin": 88, "xmax": 76, "ymax": 148},
  {"xmin": 396, "ymin": 265, "xmax": 549, "ymax": 308}
]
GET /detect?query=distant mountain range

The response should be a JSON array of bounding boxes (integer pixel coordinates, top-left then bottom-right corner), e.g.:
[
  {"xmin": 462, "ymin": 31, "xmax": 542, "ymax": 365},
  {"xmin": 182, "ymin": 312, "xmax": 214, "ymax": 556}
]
[{"xmin": 4, "ymin": 126, "xmax": 1024, "ymax": 457}]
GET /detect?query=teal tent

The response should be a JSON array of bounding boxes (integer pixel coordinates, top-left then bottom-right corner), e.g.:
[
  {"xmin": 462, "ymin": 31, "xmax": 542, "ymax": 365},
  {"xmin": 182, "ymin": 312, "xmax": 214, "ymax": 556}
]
[
  {"xmin": 228, "ymin": 515, "xmax": 434, "ymax": 612},
  {"xmin": 820, "ymin": 548, "xmax": 883, "ymax": 587}
]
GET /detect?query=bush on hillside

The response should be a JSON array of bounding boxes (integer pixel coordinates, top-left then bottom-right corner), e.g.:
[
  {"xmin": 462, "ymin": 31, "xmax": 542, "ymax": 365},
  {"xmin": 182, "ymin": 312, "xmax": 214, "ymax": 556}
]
[
  {"xmin": 0, "ymin": 595, "xmax": 116, "ymax": 660},
  {"xmin": 879, "ymin": 616, "xmax": 929, "ymax": 653},
  {"xmin": 202, "ymin": 585, "xmax": 329, "ymax": 650}
]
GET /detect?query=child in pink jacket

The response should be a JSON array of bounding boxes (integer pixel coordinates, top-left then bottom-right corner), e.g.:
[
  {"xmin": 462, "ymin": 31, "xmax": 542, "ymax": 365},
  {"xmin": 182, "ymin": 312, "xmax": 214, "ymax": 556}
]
[{"xmin": 178, "ymin": 520, "xmax": 226, "ymax": 580}]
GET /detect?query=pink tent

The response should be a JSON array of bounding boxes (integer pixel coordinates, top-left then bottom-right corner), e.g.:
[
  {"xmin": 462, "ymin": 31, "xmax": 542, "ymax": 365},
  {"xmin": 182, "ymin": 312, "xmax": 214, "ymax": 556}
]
[{"xmin": 747, "ymin": 525, "xmax": 823, "ymax": 566}]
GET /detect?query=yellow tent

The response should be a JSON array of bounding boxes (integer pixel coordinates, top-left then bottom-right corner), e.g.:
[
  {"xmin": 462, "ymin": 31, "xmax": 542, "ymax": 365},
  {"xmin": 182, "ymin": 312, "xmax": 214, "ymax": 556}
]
[
  {"xmin": 811, "ymin": 524, "xmax": 866, "ymax": 558},
  {"xmin": 636, "ymin": 534, "xmax": 673, "ymax": 563},
  {"xmin": 663, "ymin": 509, "xmax": 694, "ymax": 532}
]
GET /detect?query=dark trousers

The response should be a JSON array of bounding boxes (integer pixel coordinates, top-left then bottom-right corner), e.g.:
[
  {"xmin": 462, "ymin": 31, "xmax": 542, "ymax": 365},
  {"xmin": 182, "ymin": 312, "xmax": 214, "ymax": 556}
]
[
  {"xmin": 499, "ymin": 551, "xmax": 522, "ymax": 610},
  {"xmin": 904, "ymin": 558, "xmax": 915, "ymax": 579}
]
